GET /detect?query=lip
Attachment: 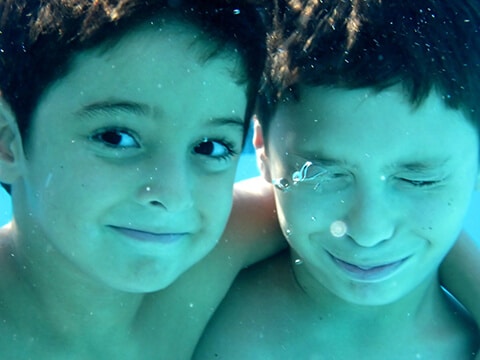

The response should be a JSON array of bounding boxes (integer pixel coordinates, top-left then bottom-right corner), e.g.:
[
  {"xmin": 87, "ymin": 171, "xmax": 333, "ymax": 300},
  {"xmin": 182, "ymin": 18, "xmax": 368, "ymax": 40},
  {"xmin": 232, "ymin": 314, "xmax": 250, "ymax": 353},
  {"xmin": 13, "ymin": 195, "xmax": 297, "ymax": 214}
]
[
  {"xmin": 328, "ymin": 252, "xmax": 409, "ymax": 282},
  {"xmin": 109, "ymin": 226, "xmax": 187, "ymax": 244}
]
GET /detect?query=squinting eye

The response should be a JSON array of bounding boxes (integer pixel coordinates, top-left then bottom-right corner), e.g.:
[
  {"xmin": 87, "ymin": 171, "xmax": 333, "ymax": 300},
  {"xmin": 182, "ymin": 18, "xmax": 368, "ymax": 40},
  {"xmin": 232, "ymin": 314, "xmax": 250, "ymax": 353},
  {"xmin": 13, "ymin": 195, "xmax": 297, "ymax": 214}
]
[
  {"xmin": 194, "ymin": 139, "xmax": 236, "ymax": 159},
  {"xmin": 92, "ymin": 129, "xmax": 139, "ymax": 148},
  {"xmin": 402, "ymin": 179, "xmax": 440, "ymax": 187}
]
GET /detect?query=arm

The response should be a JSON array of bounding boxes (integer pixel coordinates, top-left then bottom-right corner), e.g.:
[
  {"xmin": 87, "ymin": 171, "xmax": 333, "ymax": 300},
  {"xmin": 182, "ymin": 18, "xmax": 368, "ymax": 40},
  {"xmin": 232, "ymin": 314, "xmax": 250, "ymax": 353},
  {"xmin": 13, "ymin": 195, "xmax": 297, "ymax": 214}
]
[
  {"xmin": 224, "ymin": 176, "xmax": 286, "ymax": 267},
  {"xmin": 439, "ymin": 230, "xmax": 480, "ymax": 357}
]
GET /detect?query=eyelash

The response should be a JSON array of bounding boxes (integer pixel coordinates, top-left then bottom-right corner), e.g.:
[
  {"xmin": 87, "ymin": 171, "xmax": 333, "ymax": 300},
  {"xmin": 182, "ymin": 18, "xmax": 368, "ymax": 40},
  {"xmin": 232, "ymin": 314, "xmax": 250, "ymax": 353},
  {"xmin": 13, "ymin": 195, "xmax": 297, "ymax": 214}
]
[
  {"xmin": 193, "ymin": 138, "xmax": 239, "ymax": 161},
  {"xmin": 402, "ymin": 179, "xmax": 441, "ymax": 188},
  {"xmin": 90, "ymin": 127, "xmax": 139, "ymax": 149},
  {"xmin": 90, "ymin": 128, "xmax": 239, "ymax": 162}
]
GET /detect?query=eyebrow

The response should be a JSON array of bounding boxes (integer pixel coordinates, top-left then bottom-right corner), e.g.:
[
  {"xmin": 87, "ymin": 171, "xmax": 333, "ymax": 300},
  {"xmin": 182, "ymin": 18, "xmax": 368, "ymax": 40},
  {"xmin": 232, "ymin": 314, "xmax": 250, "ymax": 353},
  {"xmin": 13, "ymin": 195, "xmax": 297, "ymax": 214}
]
[
  {"xmin": 207, "ymin": 117, "xmax": 245, "ymax": 129},
  {"xmin": 294, "ymin": 151, "xmax": 451, "ymax": 172},
  {"xmin": 393, "ymin": 159, "xmax": 451, "ymax": 172},
  {"xmin": 292, "ymin": 152, "xmax": 349, "ymax": 167},
  {"xmin": 76, "ymin": 100, "xmax": 152, "ymax": 118},
  {"xmin": 76, "ymin": 99, "xmax": 245, "ymax": 128}
]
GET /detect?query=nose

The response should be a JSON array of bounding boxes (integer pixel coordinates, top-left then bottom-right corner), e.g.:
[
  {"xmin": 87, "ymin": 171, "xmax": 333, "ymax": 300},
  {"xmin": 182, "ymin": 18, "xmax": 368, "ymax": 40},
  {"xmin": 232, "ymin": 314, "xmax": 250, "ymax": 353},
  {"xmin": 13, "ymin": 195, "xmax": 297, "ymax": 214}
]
[
  {"xmin": 135, "ymin": 159, "xmax": 194, "ymax": 212},
  {"xmin": 343, "ymin": 185, "xmax": 395, "ymax": 247}
]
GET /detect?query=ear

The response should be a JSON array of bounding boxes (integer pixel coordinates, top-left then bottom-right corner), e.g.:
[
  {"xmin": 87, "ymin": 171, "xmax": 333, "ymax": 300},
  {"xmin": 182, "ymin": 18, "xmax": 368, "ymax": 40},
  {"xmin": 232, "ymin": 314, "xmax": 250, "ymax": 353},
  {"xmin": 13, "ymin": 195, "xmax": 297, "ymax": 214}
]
[
  {"xmin": 252, "ymin": 115, "xmax": 272, "ymax": 183},
  {"xmin": 0, "ymin": 99, "xmax": 25, "ymax": 185}
]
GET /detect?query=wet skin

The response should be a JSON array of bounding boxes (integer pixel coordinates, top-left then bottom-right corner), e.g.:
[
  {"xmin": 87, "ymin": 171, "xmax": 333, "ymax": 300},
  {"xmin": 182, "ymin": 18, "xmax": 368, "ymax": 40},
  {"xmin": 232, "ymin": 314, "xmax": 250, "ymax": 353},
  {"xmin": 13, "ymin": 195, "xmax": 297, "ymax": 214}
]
[
  {"xmin": 11, "ymin": 22, "xmax": 247, "ymax": 294},
  {"xmin": 265, "ymin": 86, "xmax": 480, "ymax": 305}
]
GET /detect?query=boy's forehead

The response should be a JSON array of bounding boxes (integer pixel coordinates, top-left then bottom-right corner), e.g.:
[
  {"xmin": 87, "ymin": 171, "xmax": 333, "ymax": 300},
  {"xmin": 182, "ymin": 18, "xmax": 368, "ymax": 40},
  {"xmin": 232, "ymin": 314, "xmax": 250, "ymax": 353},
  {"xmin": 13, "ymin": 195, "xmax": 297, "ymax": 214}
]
[
  {"xmin": 29, "ymin": 17, "xmax": 248, "ymax": 131},
  {"xmin": 39, "ymin": 17, "xmax": 243, "ymax": 104},
  {"xmin": 95, "ymin": 16, "xmax": 215, "ymax": 57},
  {"xmin": 271, "ymin": 85, "xmax": 478, "ymax": 152},
  {"xmin": 85, "ymin": 16, "xmax": 244, "ymax": 82}
]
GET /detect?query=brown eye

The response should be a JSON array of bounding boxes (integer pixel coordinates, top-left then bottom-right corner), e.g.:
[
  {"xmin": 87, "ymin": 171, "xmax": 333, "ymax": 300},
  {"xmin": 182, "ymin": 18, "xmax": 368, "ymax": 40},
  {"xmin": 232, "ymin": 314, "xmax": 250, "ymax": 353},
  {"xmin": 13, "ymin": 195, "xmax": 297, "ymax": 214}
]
[
  {"xmin": 194, "ymin": 140, "xmax": 215, "ymax": 155},
  {"xmin": 92, "ymin": 129, "xmax": 139, "ymax": 148},
  {"xmin": 193, "ymin": 139, "xmax": 236, "ymax": 159}
]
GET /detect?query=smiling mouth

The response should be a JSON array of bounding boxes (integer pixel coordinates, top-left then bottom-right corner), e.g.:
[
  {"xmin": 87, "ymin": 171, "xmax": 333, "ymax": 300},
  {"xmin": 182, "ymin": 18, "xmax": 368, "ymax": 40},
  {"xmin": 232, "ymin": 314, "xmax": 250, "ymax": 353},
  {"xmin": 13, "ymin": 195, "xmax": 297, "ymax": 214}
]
[
  {"xmin": 328, "ymin": 252, "xmax": 409, "ymax": 282},
  {"xmin": 110, "ymin": 226, "xmax": 187, "ymax": 244}
]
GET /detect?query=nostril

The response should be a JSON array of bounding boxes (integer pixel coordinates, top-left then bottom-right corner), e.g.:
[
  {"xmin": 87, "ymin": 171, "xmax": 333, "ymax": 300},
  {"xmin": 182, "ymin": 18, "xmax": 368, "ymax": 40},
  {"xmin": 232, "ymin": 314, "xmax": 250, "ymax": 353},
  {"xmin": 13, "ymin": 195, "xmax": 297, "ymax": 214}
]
[{"xmin": 150, "ymin": 200, "xmax": 162, "ymax": 206}]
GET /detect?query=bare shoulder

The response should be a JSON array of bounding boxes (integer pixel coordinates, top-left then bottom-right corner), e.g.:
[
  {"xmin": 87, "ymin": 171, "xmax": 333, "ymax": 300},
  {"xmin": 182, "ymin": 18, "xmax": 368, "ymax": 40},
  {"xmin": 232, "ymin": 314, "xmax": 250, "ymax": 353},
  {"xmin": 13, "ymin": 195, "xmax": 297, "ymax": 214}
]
[
  {"xmin": 226, "ymin": 177, "xmax": 285, "ymax": 267},
  {"xmin": 436, "ymin": 289, "xmax": 480, "ymax": 358},
  {"xmin": 193, "ymin": 250, "xmax": 294, "ymax": 359}
]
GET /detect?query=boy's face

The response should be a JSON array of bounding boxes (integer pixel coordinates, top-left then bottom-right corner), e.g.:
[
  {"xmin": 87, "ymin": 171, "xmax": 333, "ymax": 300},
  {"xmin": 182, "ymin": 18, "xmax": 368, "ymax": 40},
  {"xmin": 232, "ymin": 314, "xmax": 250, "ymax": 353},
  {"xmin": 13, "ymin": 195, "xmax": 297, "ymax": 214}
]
[
  {"xmin": 259, "ymin": 86, "xmax": 480, "ymax": 305},
  {"xmin": 9, "ymin": 21, "xmax": 247, "ymax": 292}
]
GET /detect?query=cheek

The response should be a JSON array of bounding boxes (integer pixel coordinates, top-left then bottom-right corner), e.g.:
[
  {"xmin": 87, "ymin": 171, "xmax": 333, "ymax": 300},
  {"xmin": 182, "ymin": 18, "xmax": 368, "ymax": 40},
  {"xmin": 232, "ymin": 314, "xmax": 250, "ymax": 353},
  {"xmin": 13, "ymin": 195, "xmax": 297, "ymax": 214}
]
[
  {"xmin": 411, "ymin": 198, "xmax": 468, "ymax": 233},
  {"xmin": 197, "ymin": 174, "xmax": 235, "ymax": 219},
  {"xmin": 28, "ymin": 160, "xmax": 119, "ymax": 226},
  {"xmin": 277, "ymin": 190, "xmax": 342, "ymax": 220},
  {"xmin": 274, "ymin": 193, "xmax": 331, "ymax": 240},
  {"xmin": 404, "ymin": 191, "xmax": 472, "ymax": 245}
]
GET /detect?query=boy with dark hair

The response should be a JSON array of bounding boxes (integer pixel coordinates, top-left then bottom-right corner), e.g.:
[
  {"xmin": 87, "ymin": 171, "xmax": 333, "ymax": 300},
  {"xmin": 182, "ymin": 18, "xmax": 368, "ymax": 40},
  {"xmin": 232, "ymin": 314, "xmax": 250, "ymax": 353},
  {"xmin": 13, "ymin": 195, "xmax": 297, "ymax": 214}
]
[
  {"xmin": 0, "ymin": 1, "xmax": 280, "ymax": 358},
  {"xmin": 196, "ymin": 0, "xmax": 480, "ymax": 358}
]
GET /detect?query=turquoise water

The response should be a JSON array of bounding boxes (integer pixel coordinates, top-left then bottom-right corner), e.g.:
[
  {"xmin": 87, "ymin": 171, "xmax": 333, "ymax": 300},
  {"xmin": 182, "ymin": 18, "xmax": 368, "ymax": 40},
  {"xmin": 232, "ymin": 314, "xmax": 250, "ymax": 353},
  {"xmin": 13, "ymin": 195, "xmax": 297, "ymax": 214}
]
[
  {"xmin": 1, "ymin": 151, "xmax": 479, "ymax": 241},
  {"xmin": 0, "ymin": 188, "xmax": 10, "ymax": 226}
]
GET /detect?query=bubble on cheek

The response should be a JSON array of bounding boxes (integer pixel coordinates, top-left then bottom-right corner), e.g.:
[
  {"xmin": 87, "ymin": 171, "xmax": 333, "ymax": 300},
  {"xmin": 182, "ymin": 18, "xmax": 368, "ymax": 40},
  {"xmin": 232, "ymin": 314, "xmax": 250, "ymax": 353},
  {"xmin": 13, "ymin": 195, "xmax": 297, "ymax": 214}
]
[
  {"xmin": 294, "ymin": 258, "xmax": 304, "ymax": 265},
  {"xmin": 285, "ymin": 228, "xmax": 292, "ymax": 238},
  {"xmin": 330, "ymin": 220, "xmax": 347, "ymax": 238}
]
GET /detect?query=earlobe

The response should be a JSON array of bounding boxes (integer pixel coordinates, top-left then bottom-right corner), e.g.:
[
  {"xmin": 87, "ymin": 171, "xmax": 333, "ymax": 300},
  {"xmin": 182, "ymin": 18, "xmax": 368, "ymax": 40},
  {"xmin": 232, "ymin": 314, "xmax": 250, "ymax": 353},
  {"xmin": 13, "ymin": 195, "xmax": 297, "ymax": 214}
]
[
  {"xmin": 252, "ymin": 116, "xmax": 272, "ymax": 183},
  {"xmin": 0, "ymin": 99, "xmax": 24, "ymax": 185}
]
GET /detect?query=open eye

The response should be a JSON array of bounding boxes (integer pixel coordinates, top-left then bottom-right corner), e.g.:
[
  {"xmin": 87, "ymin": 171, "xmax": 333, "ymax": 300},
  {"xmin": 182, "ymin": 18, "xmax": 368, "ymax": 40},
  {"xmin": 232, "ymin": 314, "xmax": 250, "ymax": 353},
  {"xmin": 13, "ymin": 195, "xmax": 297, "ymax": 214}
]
[
  {"xmin": 193, "ymin": 138, "xmax": 237, "ymax": 160},
  {"xmin": 91, "ymin": 128, "xmax": 139, "ymax": 148}
]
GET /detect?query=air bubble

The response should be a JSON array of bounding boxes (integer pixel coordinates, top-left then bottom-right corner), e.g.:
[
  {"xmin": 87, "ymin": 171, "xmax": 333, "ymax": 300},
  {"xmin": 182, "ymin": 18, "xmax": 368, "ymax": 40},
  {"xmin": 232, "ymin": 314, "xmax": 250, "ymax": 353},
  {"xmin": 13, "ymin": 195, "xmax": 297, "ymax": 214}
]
[{"xmin": 330, "ymin": 220, "xmax": 347, "ymax": 237}]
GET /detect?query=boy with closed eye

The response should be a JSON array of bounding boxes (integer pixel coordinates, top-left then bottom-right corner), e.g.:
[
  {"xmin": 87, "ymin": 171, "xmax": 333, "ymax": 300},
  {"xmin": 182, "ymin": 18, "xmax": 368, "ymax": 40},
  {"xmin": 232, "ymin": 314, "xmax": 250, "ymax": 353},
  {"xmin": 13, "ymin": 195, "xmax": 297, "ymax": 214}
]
[{"xmin": 195, "ymin": 0, "xmax": 480, "ymax": 358}]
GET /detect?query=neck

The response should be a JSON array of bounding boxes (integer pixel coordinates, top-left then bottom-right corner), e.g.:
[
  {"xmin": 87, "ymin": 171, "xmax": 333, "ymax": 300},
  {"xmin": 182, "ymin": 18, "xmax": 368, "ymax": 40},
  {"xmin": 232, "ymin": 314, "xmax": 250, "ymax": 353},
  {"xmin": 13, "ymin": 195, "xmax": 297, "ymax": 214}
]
[
  {"xmin": 289, "ymin": 250, "xmax": 443, "ymax": 333},
  {"xmin": 3, "ymin": 221, "xmax": 144, "ymax": 341}
]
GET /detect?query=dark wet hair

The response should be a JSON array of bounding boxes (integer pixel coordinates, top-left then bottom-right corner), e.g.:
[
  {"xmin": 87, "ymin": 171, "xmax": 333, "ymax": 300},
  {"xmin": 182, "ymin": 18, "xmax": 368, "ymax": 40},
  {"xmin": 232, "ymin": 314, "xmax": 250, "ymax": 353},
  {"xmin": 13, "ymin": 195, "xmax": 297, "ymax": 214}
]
[
  {"xmin": 0, "ymin": 0, "xmax": 267, "ymax": 193},
  {"xmin": 257, "ymin": 0, "xmax": 480, "ymax": 134},
  {"xmin": 0, "ymin": 0, "xmax": 266, "ymax": 138}
]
